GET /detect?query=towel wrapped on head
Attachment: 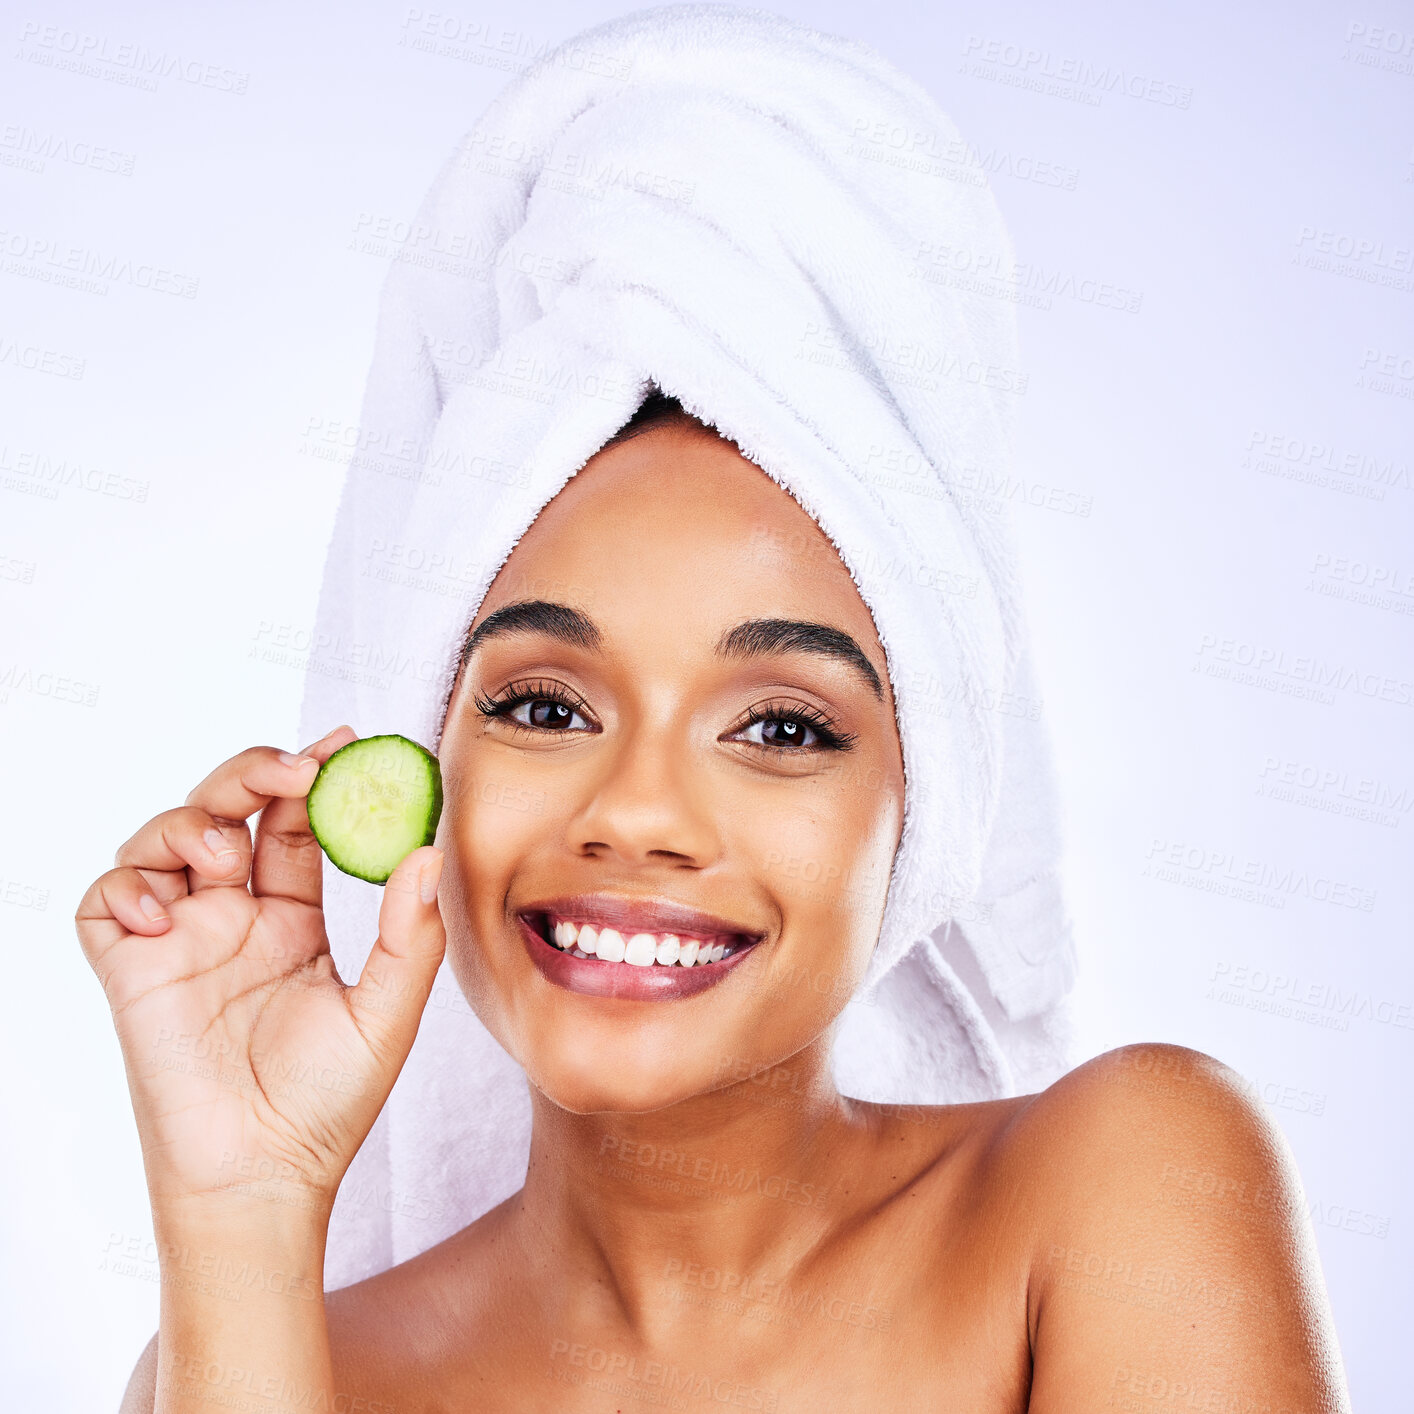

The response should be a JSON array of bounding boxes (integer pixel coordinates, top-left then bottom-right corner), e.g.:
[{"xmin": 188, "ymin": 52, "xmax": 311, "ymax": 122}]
[{"xmin": 299, "ymin": 0, "xmax": 1078, "ymax": 1290}]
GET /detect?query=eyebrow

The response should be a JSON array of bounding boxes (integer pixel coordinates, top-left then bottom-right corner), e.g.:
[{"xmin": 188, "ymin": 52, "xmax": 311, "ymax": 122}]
[{"xmin": 462, "ymin": 600, "xmax": 884, "ymax": 701}]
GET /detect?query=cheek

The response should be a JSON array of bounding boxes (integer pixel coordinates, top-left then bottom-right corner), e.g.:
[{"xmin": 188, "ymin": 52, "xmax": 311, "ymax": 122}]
[
  {"xmin": 446, "ymin": 762, "xmax": 545, "ymax": 887},
  {"xmin": 438, "ymin": 772, "xmax": 544, "ymax": 982},
  {"xmin": 747, "ymin": 776, "xmax": 898, "ymax": 940},
  {"xmin": 713, "ymin": 778, "xmax": 897, "ymax": 1050}
]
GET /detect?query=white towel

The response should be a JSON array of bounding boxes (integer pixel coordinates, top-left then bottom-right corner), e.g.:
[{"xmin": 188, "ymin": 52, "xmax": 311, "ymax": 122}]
[{"xmin": 297, "ymin": 0, "xmax": 1078, "ymax": 1291}]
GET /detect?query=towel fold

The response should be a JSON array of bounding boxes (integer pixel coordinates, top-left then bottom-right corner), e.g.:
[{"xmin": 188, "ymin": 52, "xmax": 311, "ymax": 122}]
[{"xmin": 298, "ymin": 1, "xmax": 1078, "ymax": 1290}]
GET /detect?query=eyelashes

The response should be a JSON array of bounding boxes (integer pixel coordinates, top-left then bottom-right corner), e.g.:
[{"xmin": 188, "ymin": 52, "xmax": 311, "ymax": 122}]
[
  {"xmin": 472, "ymin": 679, "xmax": 594, "ymax": 735},
  {"xmin": 472, "ymin": 679, "xmax": 857, "ymax": 753},
  {"xmin": 735, "ymin": 699, "xmax": 857, "ymax": 752}
]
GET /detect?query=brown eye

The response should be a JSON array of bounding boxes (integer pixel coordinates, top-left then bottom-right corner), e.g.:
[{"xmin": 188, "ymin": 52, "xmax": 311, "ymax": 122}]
[
  {"xmin": 732, "ymin": 702, "xmax": 855, "ymax": 752},
  {"xmin": 739, "ymin": 715, "xmax": 820, "ymax": 749},
  {"xmin": 507, "ymin": 697, "xmax": 588, "ymax": 732},
  {"xmin": 473, "ymin": 681, "xmax": 596, "ymax": 735}
]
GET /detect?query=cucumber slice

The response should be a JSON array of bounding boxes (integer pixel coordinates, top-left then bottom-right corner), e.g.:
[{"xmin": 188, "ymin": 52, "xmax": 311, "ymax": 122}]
[{"xmin": 305, "ymin": 734, "xmax": 443, "ymax": 884}]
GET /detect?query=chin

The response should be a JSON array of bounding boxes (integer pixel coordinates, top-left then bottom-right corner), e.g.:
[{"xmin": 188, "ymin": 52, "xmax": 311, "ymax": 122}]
[{"xmin": 525, "ymin": 1039, "xmax": 721, "ymax": 1116}]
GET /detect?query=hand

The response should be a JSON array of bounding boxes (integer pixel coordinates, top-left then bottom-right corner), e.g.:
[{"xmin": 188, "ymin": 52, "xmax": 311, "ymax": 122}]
[{"xmin": 75, "ymin": 726, "xmax": 446, "ymax": 1221}]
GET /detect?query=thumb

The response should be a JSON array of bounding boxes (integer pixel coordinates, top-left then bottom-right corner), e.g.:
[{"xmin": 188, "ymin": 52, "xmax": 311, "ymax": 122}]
[{"xmin": 347, "ymin": 845, "xmax": 447, "ymax": 1065}]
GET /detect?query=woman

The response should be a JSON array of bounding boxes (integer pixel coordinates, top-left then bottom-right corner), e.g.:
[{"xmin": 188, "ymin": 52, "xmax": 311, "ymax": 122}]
[{"xmin": 80, "ymin": 6, "xmax": 1351, "ymax": 1411}]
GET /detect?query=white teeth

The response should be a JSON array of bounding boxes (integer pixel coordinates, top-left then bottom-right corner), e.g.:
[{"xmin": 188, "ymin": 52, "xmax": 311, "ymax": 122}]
[
  {"xmin": 624, "ymin": 932, "xmax": 657, "ymax": 967},
  {"xmin": 595, "ymin": 927, "xmax": 627, "ymax": 963},
  {"xmin": 541, "ymin": 916, "xmax": 754, "ymax": 967}
]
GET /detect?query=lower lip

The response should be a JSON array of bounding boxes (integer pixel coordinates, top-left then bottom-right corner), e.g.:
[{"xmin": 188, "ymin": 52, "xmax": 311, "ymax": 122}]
[{"xmin": 517, "ymin": 915, "xmax": 761, "ymax": 1001}]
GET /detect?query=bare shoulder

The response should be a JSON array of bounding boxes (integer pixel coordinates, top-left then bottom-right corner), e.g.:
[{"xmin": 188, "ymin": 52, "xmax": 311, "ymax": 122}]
[
  {"xmin": 989, "ymin": 1043, "xmax": 1351, "ymax": 1414},
  {"xmin": 994, "ymin": 1041, "xmax": 1290, "ymax": 1186},
  {"xmin": 322, "ymin": 1198, "xmax": 519, "ymax": 1408}
]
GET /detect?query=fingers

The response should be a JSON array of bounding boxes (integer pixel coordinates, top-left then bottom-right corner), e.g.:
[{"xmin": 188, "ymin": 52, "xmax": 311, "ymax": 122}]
[
  {"xmin": 346, "ymin": 846, "xmax": 446, "ymax": 1065},
  {"xmin": 74, "ymin": 864, "xmax": 182, "ymax": 989},
  {"xmin": 76, "ymin": 727, "xmax": 357, "ymax": 968},
  {"xmin": 78, "ymin": 863, "xmax": 174, "ymax": 935},
  {"xmin": 183, "ymin": 742, "xmax": 324, "ymax": 829},
  {"xmin": 115, "ymin": 804, "xmax": 252, "ymax": 897},
  {"xmin": 252, "ymin": 725, "xmax": 359, "ymax": 906}
]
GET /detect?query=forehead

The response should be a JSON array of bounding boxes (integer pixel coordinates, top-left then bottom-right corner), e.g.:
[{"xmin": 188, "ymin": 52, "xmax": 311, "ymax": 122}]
[{"xmin": 482, "ymin": 425, "xmax": 879, "ymax": 645}]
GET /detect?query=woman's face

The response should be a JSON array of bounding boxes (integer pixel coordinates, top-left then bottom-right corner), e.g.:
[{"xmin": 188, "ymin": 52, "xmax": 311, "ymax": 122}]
[{"xmin": 438, "ymin": 418, "xmax": 905, "ymax": 1113}]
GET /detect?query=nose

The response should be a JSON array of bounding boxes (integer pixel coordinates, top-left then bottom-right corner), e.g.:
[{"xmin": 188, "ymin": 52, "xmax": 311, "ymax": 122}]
[{"xmin": 564, "ymin": 718, "xmax": 721, "ymax": 868}]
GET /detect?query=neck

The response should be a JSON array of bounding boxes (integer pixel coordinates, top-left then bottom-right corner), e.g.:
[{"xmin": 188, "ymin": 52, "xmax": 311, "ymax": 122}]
[{"xmin": 513, "ymin": 1035, "xmax": 869, "ymax": 1333}]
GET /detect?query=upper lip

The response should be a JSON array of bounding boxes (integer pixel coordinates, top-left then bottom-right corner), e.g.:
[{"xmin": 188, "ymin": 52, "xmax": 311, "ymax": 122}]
[{"xmin": 517, "ymin": 893, "xmax": 766, "ymax": 942}]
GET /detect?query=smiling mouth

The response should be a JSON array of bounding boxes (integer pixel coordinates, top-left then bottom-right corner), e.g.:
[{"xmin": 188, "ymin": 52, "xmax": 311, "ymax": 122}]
[{"xmin": 521, "ymin": 912, "xmax": 761, "ymax": 968}]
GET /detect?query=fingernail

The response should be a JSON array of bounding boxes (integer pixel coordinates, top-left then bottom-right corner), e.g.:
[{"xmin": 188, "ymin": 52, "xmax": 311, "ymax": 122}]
[
  {"xmin": 296, "ymin": 725, "xmax": 353, "ymax": 755},
  {"xmin": 203, "ymin": 827, "xmax": 240, "ymax": 864},
  {"xmin": 278, "ymin": 751, "xmax": 320, "ymax": 770},
  {"xmin": 419, "ymin": 852, "xmax": 444, "ymax": 905},
  {"xmin": 139, "ymin": 894, "xmax": 168, "ymax": 922}
]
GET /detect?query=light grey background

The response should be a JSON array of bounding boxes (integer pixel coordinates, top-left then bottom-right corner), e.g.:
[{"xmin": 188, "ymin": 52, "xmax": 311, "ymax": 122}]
[{"xmin": 3, "ymin": 1, "xmax": 1409, "ymax": 1408}]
